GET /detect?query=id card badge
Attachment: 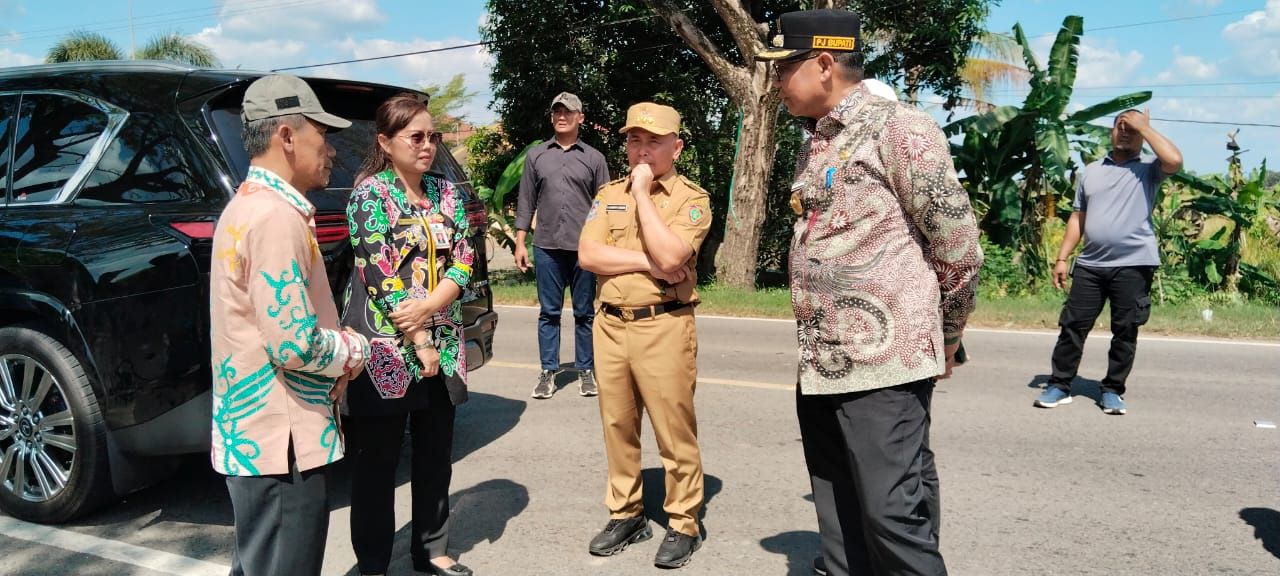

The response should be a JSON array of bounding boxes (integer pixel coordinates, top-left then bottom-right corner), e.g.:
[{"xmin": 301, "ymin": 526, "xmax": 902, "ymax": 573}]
[{"xmin": 428, "ymin": 221, "xmax": 452, "ymax": 249}]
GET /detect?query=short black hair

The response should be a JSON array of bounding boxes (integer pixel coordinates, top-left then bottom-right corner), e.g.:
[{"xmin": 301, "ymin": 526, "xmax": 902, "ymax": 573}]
[
  {"xmin": 827, "ymin": 51, "xmax": 865, "ymax": 82},
  {"xmin": 1114, "ymin": 109, "xmax": 1141, "ymax": 126}
]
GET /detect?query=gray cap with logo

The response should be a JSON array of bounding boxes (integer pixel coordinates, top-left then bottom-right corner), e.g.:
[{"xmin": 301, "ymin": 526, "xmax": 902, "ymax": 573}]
[
  {"xmin": 241, "ymin": 74, "xmax": 352, "ymax": 129},
  {"xmin": 550, "ymin": 92, "xmax": 583, "ymax": 112}
]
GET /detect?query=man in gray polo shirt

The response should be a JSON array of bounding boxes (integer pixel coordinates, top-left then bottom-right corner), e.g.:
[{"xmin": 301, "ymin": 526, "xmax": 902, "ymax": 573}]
[
  {"xmin": 515, "ymin": 92, "xmax": 611, "ymax": 400},
  {"xmin": 1036, "ymin": 108, "xmax": 1182, "ymax": 415}
]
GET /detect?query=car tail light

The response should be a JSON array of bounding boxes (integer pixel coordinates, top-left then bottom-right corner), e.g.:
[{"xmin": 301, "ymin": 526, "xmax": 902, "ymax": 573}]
[
  {"xmin": 168, "ymin": 221, "xmax": 216, "ymax": 240},
  {"xmin": 314, "ymin": 214, "xmax": 349, "ymax": 243}
]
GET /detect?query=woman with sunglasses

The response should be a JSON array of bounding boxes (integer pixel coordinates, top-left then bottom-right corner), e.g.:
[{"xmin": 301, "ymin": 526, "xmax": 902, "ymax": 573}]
[{"xmin": 342, "ymin": 93, "xmax": 476, "ymax": 576}]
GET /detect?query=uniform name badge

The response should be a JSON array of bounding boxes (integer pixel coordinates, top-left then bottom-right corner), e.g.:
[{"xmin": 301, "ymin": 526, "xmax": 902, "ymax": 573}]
[{"xmin": 428, "ymin": 221, "xmax": 452, "ymax": 249}]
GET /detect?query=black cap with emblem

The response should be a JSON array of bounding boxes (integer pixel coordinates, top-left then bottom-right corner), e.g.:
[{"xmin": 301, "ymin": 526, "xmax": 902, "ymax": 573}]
[{"xmin": 755, "ymin": 9, "xmax": 861, "ymax": 62}]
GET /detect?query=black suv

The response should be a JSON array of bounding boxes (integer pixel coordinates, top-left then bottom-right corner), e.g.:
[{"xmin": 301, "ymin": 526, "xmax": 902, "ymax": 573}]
[{"xmin": 0, "ymin": 61, "xmax": 498, "ymax": 523}]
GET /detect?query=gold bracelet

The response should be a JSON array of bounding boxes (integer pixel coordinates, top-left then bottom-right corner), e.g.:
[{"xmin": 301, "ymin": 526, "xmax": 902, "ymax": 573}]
[{"xmin": 413, "ymin": 341, "xmax": 434, "ymax": 350}]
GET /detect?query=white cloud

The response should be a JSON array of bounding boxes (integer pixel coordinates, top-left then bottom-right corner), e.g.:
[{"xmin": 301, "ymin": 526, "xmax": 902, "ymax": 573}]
[
  {"xmin": 1075, "ymin": 39, "xmax": 1145, "ymax": 88},
  {"xmin": 1154, "ymin": 46, "xmax": 1218, "ymax": 83},
  {"xmin": 1157, "ymin": 97, "xmax": 1222, "ymax": 122},
  {"xmin": 338, "ymin": 37, "xmax": 494, "ymax": 121},
  {"xmin": 1223, "ymin": 0, "xmax": 1280, "ymax": 75},
  {"xmin": 1028, "ymin": 35, "xmax": 1143, "ymax": 88},
  {"xmin": 191, "ymin": 24, "xmax": 307, "ymax": 71},
  {"xmin": 0, "ymin": 47, "xmax": 39, "ymax": 68},
  {"xmin": 1236, "ymin": 91, "xmax": 1280, "ymax": 122},
  {"xmin": 214, "ymin": 0, "xmax": 384, "ymax": 41},
  {"xmin": 0, "ymin": 0, "xmax": 25, "ymax": 19}
]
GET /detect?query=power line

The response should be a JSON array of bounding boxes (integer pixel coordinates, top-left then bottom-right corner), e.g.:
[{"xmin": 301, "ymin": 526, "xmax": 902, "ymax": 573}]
[
  {"xmin": 1090, "ymin": 8, "xmax": 1257, "ymax": 32},
  {"xmin": 272, "ymin": 41, "xmax": 488, "ymax": 72},
  {"xmin": 271, "ymin": 14, "xmax": 664, "ymax": 72}
]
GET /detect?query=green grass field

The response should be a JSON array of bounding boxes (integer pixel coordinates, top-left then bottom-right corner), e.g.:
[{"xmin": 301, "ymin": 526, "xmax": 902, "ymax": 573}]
[{"xmin": 489, "ymin": 273, "xmax": 1279, "ymax": 340}]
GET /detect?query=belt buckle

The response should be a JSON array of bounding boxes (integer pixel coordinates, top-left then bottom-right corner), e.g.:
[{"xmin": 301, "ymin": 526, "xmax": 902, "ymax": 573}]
[{"xmin": 620, "ymin": 307, "xmax": 635, "ymax": 321}]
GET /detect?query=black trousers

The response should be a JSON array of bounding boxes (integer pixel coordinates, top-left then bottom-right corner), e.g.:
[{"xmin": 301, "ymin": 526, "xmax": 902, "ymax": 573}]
[
  {"xmin": 1049, "ymin": 264, "xmax": 1155, "ymax": 396},
  {"xmin": 798, "ymin": 379, "xmax": 946, "ymax": 576},
  {"xmin": 348, "ymin": 379, "xmax": 456, "ymax": 575},
  {"xmin": 226, "ymin": 456, "xmax": 330, "ymax": 576}
]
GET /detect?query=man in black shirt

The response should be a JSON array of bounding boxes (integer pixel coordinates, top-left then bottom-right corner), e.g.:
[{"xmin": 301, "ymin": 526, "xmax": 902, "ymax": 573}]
[{"xmin": 515, "ymin": 92, "xmax": 611, "ymax": 399}]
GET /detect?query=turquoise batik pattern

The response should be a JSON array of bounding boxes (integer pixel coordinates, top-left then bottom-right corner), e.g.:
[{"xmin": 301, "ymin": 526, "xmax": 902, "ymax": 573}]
[
  {"xmin": 247, "ymin": 166, "xmax": 313, "ymax": 216},
  {"xmin": 212, "ymin": 357, "xmax": 274, "ymax": 476},
  {"xmin": 261, "ymin": 260, "xmax": 339, "ymax": 373}
]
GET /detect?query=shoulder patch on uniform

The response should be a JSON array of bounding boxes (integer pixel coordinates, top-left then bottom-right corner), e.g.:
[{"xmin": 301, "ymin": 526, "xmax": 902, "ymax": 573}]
[
  {"xmin": 586, "ymin": 198, "xmax": 601, "ymax": 222},
  {"xmin": 688, "ymin": 204, "xmax": 706, "ymax": 224}
]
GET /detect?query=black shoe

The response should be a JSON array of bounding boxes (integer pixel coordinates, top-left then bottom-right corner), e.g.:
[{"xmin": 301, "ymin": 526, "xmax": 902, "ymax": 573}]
[
  {"xmin": 813, "ymin": 555, "xmax": 828, "ymax": 576},
  {"xmin": 414, "ymin": 560, "xmax": 473, "ymax": 576},
  {"xmin": 653, "ymin": 528, "xmax": 702, "ymax": 569},
  {"xmin": 589, "ymin": 516, "xmax": 652, "ymax": 556}
]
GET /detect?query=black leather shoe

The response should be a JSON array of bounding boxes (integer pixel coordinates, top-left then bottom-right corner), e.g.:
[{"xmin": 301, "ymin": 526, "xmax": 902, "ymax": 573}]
[
  {"xmin": 813, "ymin": 555, "xmax": 828, "ymax": 576},
  {"xmin": 588, "ymin": 516, "xmax": 652, "ymax": 556},
  {"xmin": 415, "ymin": 560, "xmax": 473, "ymax": 576},
  {"xmin": 653, "ymin": 528, "xmax": 702, "ymax": 569}
]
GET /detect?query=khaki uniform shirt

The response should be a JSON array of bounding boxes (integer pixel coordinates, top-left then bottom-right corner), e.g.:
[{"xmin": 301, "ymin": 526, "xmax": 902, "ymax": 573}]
[
  {"xmin": 209, "ymin": 166, "xmax": 370, "ymax": 477},
  {"xmin": 580, "ymin": 170, "xmax": 712, "ymax": 307}
]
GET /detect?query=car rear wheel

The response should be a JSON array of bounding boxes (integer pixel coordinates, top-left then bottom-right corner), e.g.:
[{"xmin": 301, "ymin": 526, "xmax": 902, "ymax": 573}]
[{"xmin": 0, "ymin": 327, "xmax": 112, "ymax": 523}]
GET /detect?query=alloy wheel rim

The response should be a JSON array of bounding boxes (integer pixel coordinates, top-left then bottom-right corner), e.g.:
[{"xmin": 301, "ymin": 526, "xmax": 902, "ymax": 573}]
[{"xmin": 0, "ymin": 354, "xmax": 77, "ymax": 503}]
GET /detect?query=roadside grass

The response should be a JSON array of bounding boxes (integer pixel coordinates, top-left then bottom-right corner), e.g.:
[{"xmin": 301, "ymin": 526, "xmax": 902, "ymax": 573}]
[{"xmin": 489, "ymin": 270, "xmax": 1279, "ymax": 340}]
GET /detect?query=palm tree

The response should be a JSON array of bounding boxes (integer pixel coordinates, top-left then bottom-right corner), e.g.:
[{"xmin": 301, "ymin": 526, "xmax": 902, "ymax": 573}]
[
  {"xmin": 957, "ymin": 31, "xmax": 1029, "ymax": 111},
  {"xmin": 46, "ymin": 31, "xmax": 219, "ymax": 67},
  {"xmin": 45, "ymin": 31, "xmax": 123, "ymax": 63}
]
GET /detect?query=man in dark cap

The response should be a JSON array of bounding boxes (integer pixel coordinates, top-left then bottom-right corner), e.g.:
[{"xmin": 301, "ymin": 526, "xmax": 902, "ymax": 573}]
[
  {"xmin": 515, "ymin": 91, "xmax": 611, "ymax": 400},
  {"xmin": 757, "ymin": 9, "xmax": 983, "ymax": 576},
  {"xmin": 211, "ymin": 74, "xmax": 369, "ymax": 576}
]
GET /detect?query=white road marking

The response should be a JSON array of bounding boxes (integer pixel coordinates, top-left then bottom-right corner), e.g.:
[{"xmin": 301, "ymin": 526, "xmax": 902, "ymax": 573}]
[
  {"xmin": 493, "ymin": 305, "xmax": 1280, "ymax": 347},
  {"xmin": 0, "ymin": 515, "xmax": 229, "ymax": 576},
  {"xmin": 486, "ymin": 360, "xmax": 793, "ymax": 391}
]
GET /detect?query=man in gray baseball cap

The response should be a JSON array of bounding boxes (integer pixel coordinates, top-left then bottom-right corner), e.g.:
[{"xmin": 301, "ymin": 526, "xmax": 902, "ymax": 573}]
[
  {"xmin": 515, "ymin": 90, "xmax": 610, "ymax": 401},
  {"xmin": 213, "ymin": 73, "xmax": 368, "ymax": 576},
  {"xmin": 241, "ymin": 73, "xmax": 352, "ymax": 129}
]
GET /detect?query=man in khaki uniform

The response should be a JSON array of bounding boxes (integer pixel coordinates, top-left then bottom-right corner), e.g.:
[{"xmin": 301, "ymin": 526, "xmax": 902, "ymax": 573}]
[{"xmin": 578, "ymin": 102, "xmax": 711, "ymax": 569}]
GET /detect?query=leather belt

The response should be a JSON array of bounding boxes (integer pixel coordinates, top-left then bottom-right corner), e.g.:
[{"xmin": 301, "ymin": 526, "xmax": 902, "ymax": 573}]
[{"xmin": 602, "ymin": 300, "xmax": 690, "ymax": 321}]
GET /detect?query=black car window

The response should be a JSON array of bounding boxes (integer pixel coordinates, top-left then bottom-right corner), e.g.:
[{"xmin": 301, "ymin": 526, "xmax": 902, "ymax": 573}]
[
  {"xmin": 77, "ymin": 112, "xmax": 204, "ymax": 204},
  {"xmin": 11, "ymin": 93, "xmax": 109, "ymax": 204},
  {"xmin": 0, "ymin": 94, "xmax": 14, "ymax": 203}
]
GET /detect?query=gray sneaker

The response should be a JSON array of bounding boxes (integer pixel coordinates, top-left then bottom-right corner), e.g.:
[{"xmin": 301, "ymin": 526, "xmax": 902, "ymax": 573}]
[
  {"xmin": 532, "ymin": 369, "xmax": 556, "ymax": 399},
  {"xmin": 578, "ymin": 369, "xmax": 598, "ymax": 397}
]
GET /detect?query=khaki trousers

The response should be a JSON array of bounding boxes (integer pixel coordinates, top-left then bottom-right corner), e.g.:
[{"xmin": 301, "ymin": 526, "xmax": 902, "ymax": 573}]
[{"xmin": 593, "ymin": 305, "xmax": 703, "ymax": 537}]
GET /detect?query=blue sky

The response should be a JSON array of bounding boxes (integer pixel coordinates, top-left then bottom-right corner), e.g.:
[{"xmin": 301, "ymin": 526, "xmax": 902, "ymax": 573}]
[{"xmin": 1, "ymin": 0, "xmax": 1277, "ymax": 174}]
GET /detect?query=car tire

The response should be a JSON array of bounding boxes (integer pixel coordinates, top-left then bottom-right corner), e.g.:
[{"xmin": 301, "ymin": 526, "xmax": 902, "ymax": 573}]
[{"xmin": 0, "ymin": 326, "xmax": 113, "ymax": 524}]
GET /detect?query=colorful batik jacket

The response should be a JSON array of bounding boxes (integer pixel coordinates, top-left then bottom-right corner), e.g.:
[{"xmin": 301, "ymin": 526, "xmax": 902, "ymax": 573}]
[
  {"xmin": 209, "ymin": 166, "xmax": 370, "ymax": 476},
  {"xmin": 344, "ymin": 169, "xmax": 474, "ymax": 407}
]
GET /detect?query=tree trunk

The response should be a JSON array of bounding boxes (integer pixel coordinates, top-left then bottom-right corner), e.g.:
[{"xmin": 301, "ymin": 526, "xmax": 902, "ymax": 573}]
[{"xmin": 715, "ymin": 97, "xmax": 780, "ymax": 288}]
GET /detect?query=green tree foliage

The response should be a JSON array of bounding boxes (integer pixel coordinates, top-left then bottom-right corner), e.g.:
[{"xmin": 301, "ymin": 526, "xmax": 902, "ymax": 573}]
[
  {"xmin": 421, "ymin": 74, "xmax": 479, "ymax": 135},
  {"xmin": 135, "ymin": 33, "xmax": 219, "ymax": 67},
  {"xmin": 45, "ymin": 31, "xmax": 124, "ymax": 63},
  {"xmin": 484, "ymin": 0, "xmax": 995, "ymax": 285},
  {"xmin": 46, "ymin": 31, "xmax": 219, "ymax": 67}
]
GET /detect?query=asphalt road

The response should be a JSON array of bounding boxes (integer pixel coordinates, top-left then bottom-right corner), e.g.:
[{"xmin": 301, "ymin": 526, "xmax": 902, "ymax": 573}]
[{"xmin": 1, "ymin": 304, "xmax": 1277, "ymax": 576}]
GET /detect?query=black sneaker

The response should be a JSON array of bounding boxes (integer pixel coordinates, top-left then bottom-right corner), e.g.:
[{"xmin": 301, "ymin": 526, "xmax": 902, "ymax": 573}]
[
  {"xmin": 653, "ymin": 528, "xmax": 701, "ymax": 569},
  {"xmin": 813, "ymin": 555, "xmax": 828, "ymax": 575},
  {"xmin": 531, "ymin": 369, "xmax": 556, "ymax": 399},
  {"xmin": 588, "ymin": 516, "xmax": 651, "ymax": 556},
  {"xmin": 578, "ymin": 369, "xmax": 598, "ymax": 397}
]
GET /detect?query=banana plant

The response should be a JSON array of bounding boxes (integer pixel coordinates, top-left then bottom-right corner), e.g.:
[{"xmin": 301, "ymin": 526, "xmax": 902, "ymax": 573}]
[
  {"xmin": 944, "ymin": 15, "xmax": 1151, "ymax": 278},
  {"xmin": 474, "ymin": 139, "xmax": 541, "ymax": 254},
  {"xmin": 1168, "ymin": 158, "xmax": 1280, "ymax": 294}
]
